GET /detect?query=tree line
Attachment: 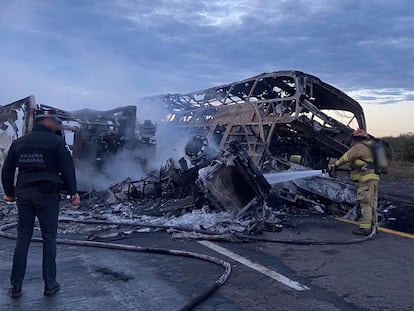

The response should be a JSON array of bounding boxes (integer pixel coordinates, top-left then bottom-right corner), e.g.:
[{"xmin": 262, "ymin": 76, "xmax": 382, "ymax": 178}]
[{"xmin": 382, "ymin": 134, "xmax": 414, "ymax": 162}]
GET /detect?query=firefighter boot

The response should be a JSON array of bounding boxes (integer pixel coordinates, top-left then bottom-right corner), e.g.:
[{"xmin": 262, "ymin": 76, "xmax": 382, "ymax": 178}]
[{"xmin": 352, "ymin": 228, "xmax": 372, "ymax": 236}]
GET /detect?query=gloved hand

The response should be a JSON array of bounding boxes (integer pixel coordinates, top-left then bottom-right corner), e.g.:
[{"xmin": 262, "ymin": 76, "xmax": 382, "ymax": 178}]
[
  {"xmin": 69, "ymin": 193, "xmax": 81, "ymax": 206},
  {"xmin": 4, "ymin": 195, "xmax": 16, "ymax": 202},
  {"xmin": 328, "ymin": 164, "xmax": 336, "ymax": 177}
]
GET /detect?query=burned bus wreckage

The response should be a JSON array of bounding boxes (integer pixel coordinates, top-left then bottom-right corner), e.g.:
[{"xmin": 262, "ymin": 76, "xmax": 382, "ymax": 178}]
[
  {"xmin": 144, "ymin": 71, "xmax": 369, "ymax": 216},
  {"xmin": 145, "ymin": 70, "xmax": 366, "ymax": 168},
  {"xmin": 0, "ymin": 71, "xmax": 394, "ymax": 236}
]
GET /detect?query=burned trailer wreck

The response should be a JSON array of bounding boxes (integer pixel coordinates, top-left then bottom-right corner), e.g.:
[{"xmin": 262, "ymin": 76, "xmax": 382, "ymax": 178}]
[
  {"xmin": 40, "ymin": 104, "xmax": 138, "ymax": 165},
  {"xmin": 0, "ymin": 96, "xmax": 159, "ymax": 193},
  {"xmin": 39, "ymin": 104, "xmax": 159, "ymax": 185},
  {"xmin": 145, "ymin": 70, "xmax": 365, "ymax": 169},
  {"xmin": 0, "ymin": 96, "xmax": 158, "ymax": 172}
]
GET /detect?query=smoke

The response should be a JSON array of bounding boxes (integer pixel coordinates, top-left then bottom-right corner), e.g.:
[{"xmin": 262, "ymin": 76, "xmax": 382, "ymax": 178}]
[
  {"xmin": 75, "ymin": 99, "xmax": 193, "ymax": 191},
  {"xmin": 136, "ymin": 98, "xmax": 194, "ymax": 168},
  {"xmin": 151, "ymin": 123, "xmax": 190, "ymax": 167},
  {"xmin": 76, "ymin": 148, "xmax": 146, "ymax": 191}
]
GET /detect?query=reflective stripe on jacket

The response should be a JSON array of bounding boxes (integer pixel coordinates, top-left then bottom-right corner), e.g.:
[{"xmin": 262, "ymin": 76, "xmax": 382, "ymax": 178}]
[{"xmin": 335, "ymin": 141, "xmax": 380, "ymax": 183}]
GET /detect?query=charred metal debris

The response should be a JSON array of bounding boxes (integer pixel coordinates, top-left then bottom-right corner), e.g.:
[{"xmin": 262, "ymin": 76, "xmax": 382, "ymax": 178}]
[{"xmin": 0, "ymin": 71, "xmax": 394, "ymax": 238}]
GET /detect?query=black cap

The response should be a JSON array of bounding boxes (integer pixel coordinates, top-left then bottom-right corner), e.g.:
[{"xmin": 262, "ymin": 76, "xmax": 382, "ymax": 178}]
[{"xmin": 34, "ymin": 108, "xmax": 62, "ymax": 124}]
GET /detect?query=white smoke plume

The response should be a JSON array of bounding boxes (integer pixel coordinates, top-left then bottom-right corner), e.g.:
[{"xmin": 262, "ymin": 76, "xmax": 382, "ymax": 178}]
[{"xmin": 75, "ymin": 99, "xmax": 192, "ymax": 191}]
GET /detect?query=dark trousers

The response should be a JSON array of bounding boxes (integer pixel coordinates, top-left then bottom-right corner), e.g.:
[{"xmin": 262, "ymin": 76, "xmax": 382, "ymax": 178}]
[{"xmin": 11, "ymin": 184, "xmax": 60, "ymax": 287}]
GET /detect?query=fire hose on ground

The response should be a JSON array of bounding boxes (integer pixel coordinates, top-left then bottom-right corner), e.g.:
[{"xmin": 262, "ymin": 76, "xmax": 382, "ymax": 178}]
[
  {"xmin": 0, "ymin": 214, "xmax": 375, "ymax": 309},
  {"xmin": 0, "ymin": 221, "xmax": 232, "ymax": 311}
]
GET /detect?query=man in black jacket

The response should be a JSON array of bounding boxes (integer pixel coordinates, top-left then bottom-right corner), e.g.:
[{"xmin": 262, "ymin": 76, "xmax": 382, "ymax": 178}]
[{"xmin": 1, "ymin": 108, "xmax": 80, "ymax": 298}]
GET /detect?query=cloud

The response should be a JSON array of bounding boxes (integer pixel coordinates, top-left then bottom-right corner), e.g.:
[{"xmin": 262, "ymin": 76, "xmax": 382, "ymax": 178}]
[
  {"xmin": 110, "ymin": 0, "xmax": 252, "ymax": 28},
  {"xmin": 347, "ymin": 88, "xmax": 414, "ymax": 105},
  {"xmin": 0, "ymin": 0, "xmax": 414, "ymax": 116},
  {"xmin": 96, "ymin": 0, "xmax": 414, "ymax": 88}
]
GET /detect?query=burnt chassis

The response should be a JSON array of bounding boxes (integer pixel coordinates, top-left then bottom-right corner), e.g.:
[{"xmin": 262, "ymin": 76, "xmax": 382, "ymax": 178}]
[
  {"xmin": 145, "ymin": 71, "xmax": 366, "ymax": 169},
  {"xmin": 0, "ymin": 96, "xmax": 137, "ymax": 160},
  {"xmin": 39, "ymin": 105, "xmax": 138, "ymax": 165}
]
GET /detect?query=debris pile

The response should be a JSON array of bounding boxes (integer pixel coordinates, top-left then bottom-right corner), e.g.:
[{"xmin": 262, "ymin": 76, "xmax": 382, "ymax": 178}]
[{"xmin": 53, "ymin": 142, "xmax": 279, "ymax": 237}]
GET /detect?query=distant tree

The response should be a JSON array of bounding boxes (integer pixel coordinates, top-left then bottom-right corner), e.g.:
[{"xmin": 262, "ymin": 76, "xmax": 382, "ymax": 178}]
[
  {"xmin": 381, "ymin": 134, "xmax": 414, "ymax": 162},
  {"xmin": 401, "ymin": 139, "xmax": 414, "ymax": 162}
]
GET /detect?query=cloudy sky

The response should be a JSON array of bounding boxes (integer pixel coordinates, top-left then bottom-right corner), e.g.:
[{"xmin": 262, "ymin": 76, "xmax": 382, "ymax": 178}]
[{"xmin": 0, "ymin": 0, "xmax": 413, "ymax": 136}]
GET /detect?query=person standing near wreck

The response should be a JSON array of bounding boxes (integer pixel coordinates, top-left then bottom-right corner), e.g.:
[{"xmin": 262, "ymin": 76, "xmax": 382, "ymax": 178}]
[
  {"xmin": 1, "ymin": 108, "xmax": 80, "ymax": 298},
  {"xmin": 331, "ymin": 129, "xmax": 379, "ymax": 236}
]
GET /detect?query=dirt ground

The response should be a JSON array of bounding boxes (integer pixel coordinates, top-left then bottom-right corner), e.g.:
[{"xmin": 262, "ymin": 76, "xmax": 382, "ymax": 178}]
[{"xmin": 381, "ymin": 160, "xmax": 414, "ymax": 181}]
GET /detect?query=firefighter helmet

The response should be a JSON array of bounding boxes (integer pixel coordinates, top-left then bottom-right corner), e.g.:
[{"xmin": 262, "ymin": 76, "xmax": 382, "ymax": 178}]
[{"xmin": 352, "ymin": 129, "xmax": 368, "ymax": 138}]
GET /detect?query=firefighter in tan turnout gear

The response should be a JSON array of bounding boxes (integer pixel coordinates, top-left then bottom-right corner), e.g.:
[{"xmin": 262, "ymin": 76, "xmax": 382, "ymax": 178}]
[{"xmin": 333, "ymin": 129, "xmax": 379, "ymax": 236}]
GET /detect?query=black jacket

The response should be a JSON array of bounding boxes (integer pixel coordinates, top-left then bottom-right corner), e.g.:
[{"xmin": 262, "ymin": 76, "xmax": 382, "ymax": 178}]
[{"xmin": 1, "ymin": 124, "xmax": 77, "ymax": 196}]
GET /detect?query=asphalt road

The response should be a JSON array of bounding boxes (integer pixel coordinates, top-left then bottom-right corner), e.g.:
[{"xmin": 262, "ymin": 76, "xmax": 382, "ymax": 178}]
[{"xmin": 0, "ymin": 216, "xmax": 413, "ymax": 311}]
